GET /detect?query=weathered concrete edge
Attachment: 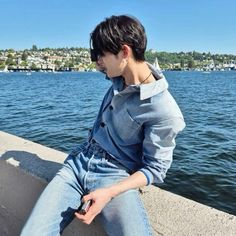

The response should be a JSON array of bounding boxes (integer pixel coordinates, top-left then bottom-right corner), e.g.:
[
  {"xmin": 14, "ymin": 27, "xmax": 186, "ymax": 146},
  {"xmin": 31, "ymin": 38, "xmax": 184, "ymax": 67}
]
[{"xmin": 0, "ymin": 131, "xmax": 235, "ymax": 236}]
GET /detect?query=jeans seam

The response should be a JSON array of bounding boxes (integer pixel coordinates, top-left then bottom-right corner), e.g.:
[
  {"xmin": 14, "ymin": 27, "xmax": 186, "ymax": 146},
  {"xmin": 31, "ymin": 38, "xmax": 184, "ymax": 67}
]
[
  {"xmin": 83, "ymin": 153, "xmax": 94, "ymax": 191},
  {"xmin": 136, "ymin": 193, "xmax": 153, "ymax": 236}
]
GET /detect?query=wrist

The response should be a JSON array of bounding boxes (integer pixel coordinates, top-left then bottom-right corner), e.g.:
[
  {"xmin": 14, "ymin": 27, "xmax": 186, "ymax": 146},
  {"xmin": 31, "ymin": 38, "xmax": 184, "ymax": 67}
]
[{"xmin": 106, "ymin": 185, "xmax": 121, "ymax": 199}]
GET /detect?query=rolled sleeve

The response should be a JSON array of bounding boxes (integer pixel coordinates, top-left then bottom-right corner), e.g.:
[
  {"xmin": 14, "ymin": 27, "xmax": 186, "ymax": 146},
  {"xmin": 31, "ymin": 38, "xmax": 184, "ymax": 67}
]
[{"xmin": 139, "ymin": 117, "xmax": 185, "ymax": 186}]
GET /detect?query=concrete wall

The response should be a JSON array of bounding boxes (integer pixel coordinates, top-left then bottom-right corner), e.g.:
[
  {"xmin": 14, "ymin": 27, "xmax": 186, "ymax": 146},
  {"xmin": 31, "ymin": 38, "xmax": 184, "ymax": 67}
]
[{"xmin": 0, "ymin": 131, "xmax": 235, "ymax": 236}]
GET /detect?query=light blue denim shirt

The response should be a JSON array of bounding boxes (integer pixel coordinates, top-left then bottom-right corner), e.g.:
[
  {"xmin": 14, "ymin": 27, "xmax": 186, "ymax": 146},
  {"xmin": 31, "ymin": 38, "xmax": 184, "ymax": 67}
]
[{"xmin": 89, "ymin": 63, "xmax": 185, "ymax": 185}]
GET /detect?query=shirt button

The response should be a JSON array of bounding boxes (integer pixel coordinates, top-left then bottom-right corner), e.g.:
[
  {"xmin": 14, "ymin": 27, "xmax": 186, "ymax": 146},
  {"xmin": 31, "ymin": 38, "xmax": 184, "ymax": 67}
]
[
  {"xmin": 109, "ymin": 105, "xmax": 113, "ymax": 110},
  {"xmin": 100, "ymin": 122, "xmax": 105, "ymax": 127}
]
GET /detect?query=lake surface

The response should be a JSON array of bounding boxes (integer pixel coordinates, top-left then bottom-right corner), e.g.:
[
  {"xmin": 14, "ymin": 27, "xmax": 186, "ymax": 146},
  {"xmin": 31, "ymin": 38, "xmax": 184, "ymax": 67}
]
[{"xmin": 0, "ymin": 70, "xmax": 236, "ymax": 215}]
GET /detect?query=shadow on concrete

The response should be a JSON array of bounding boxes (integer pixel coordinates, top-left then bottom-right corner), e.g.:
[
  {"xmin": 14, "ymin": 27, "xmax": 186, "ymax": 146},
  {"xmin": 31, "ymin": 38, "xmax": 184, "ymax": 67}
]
[{"xmin": 0, "ymin": 150, "xmax": 63, "ymax": 181}]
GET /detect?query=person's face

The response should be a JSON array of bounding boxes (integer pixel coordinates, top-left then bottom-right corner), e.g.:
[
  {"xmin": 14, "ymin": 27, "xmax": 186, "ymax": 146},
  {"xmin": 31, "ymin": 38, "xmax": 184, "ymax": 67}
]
[{"xmin": 96, "ymin": 51, "xmax": 127, "ymax": 78}]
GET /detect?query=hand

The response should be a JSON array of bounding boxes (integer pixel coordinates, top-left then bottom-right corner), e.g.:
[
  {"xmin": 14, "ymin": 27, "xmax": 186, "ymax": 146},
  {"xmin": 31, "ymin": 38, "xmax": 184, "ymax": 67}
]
[{"xmin": 75, "ymin": 187, "xmax": 113, "ymax": 225}]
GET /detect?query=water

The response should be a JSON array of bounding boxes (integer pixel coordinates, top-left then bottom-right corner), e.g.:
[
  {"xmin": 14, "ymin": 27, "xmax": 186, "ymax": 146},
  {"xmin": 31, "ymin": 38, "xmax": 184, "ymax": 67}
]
[{"xmin": 0, "ymin": 71, "xmax": 236, "ymax": 215}]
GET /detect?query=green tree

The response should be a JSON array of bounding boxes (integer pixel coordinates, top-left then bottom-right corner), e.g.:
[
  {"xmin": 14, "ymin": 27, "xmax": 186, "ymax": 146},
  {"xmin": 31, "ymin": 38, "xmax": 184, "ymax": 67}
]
[
  {"xmin": 69, "ymin": 62, "xmax": 74, "ymax": 68},
  {"xmin": 0, "ymin": 63, "xmax": 5, "ymax": 70},
  {"xmin": 5, "ymin": 58, "xmax": 14, "ymax": 65},
  {"xmin": 188, "ymin": 59, "xmax": 195, "ymax": 69},
  {"xmin": 64, "ymin": 61, "xmax": 70, "ymax": 68},
  {"xmin": 7, "ymin": 53, "xmax": 13, "ymax": 59},
  {"xmin": 20, "ymin": 61, "xmax": 28, "ymax": 68},
  {"xmin": 145, "ymin": 49, "xmax": 157, "ymax": 64},
  {"xmin": 75, "ymin": 56, "xmax": 82, "ymax": 64},
  {"xmin": 31, "ymin": 63, "xmax": 38, "ymax": 70},
  {"xmin": 21, "ymin": 51, "xmax": 28, "ymax": 61},
  {"xmin": 43, "ymin": 56, "xmax": 49, "ymax": 61},
  {"xmin": 7, "ymin": 49, "xmax": 15, "ymax": 54},
  {"xmin": 54, "ymin": 60, "xmax": 62, "ymax": 69},
  {"xmin": 32, "ymin": 45, "xmax": 38, "ymax": 51}
]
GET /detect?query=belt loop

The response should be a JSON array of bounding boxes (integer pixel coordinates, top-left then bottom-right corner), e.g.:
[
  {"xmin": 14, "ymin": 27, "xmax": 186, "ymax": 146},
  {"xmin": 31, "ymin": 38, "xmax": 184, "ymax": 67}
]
[
  {"xmin": 88, "ymin": 135, "xmax": 92, "ymax": 143},
  {"xmin": 103, "ymin": 151, "xmax": 108, "ymax": 160}
]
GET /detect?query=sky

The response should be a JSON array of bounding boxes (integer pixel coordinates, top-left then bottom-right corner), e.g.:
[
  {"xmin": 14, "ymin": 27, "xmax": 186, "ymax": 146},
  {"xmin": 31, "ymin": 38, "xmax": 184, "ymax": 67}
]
[{"xmin": 1, "ymin": 0, "xmax": 236, "ymax": 54}]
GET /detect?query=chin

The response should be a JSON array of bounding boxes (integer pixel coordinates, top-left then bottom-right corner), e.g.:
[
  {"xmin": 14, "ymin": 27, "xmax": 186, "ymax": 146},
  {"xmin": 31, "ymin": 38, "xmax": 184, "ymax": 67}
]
[{"xmin": 99, "ymin": 69, "xmax": 106, "ymax": 74}]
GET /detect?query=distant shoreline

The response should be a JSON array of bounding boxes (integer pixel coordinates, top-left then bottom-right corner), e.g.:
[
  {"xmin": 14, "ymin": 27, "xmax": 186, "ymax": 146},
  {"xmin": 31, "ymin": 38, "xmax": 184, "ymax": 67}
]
[{"xmin": 1, "ymin": 68, "xmax": 236, "ymax": 73}]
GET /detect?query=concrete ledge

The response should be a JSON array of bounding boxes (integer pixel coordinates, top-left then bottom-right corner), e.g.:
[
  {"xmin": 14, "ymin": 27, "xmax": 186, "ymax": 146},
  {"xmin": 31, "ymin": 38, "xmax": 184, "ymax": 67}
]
[{"xmin": 0, "ymin": 131, "xmax": 235, "ymax": 236}]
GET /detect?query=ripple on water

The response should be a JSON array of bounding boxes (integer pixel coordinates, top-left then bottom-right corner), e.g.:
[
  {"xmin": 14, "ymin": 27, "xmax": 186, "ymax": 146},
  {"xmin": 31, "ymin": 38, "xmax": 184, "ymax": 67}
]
[{"xmin": 1, "ymin": 71, "xmax": 236, "ymax": 215}]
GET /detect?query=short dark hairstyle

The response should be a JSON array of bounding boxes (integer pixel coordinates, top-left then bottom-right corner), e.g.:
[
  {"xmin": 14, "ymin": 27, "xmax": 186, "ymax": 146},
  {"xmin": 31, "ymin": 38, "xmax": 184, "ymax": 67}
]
[{"xmin": 90, "ymin": 15, "xmax": 147, "ymax": 62}]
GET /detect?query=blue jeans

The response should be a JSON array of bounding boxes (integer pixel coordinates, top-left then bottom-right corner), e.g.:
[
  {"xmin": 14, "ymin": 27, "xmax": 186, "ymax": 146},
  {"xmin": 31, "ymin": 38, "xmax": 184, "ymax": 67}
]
[{"xmin": 21, "ymin": 141, "xmax": 153, "ymax": 236}]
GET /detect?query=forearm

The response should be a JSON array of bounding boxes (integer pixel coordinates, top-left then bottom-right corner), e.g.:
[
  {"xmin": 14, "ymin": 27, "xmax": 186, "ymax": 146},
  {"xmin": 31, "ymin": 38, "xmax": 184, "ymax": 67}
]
[{"xmin": 107, "ymin": 171, "xmax": 148, "ymax": 198}]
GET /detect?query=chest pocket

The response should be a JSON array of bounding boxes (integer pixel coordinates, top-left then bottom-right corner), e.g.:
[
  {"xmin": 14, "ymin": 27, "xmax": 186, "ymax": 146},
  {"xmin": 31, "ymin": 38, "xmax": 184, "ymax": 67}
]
[{"xmin": 111, "ymin": 108, "xmax": 142, "ymax": 144}]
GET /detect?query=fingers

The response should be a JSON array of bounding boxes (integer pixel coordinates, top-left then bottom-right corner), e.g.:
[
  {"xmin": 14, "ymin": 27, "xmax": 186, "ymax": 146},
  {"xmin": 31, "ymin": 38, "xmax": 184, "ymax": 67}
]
[
  {"xmin": 75, "ymin": 206, "xmax": 96, "ymax": 225},
  {"xmin": 75, "ymin": 193, "xmax": 95, "ymax": 224},
  {"xmin": 75, "ymin": 212, "xmax": 94, "ymax": 225},
  {"xmin": 83, "ymin": 193, "xmax": 93, "ymax": 202},
  {"xmin": 75, "ymin": 188, "xmax": 111, "ymax": 224}
]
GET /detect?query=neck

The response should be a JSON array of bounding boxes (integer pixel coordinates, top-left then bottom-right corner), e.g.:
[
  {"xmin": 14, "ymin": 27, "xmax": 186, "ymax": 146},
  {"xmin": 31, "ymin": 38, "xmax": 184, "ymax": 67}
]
[{"xmin": 122, "ymin": 61, "xmax": 155, "ymax": 86}]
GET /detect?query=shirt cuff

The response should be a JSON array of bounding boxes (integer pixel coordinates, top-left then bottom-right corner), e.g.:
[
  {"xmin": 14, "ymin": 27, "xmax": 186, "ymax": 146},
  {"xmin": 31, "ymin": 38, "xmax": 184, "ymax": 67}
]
[{"xmin": 138, "ymin": 169, "xmax": 153, "ymax": 186}]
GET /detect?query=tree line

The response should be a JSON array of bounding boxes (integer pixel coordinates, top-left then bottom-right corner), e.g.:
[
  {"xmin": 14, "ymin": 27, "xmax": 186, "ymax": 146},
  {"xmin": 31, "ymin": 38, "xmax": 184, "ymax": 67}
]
[{"xmin": 1, "ymin": 45, "xmax": 236, "ymax": 70}]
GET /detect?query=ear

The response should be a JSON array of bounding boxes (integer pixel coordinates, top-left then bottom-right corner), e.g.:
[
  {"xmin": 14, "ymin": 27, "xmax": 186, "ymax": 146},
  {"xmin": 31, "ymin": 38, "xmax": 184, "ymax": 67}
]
[{"xmin": 122, "ymin": 44, "xmax": 131, "ymax": 58}]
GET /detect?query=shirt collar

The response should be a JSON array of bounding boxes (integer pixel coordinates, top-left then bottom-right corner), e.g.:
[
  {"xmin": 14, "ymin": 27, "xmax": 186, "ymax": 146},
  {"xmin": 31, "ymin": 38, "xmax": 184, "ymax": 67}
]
[{"xmin": 110, "ymin": 62, "xmax": 168, "ymax": 100}]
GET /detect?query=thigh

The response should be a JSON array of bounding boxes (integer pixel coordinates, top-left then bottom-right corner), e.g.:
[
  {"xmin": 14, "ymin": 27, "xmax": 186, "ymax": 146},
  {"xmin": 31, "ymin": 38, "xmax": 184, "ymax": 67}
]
[
  {"xmin": 100, "ymin": 189, "xmax": 153, "ymax": 236},
  {"xmin": 21, "ymin": 165, "xmax": 84, "ymax": 236}
]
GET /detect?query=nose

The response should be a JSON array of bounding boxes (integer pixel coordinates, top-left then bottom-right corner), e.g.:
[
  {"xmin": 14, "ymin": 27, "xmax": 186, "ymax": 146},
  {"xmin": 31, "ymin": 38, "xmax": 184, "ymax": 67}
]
[
  {"xmin": 97, "ymin": 55, "xmax": 103, "ymax": 65},
  {"xmin": 96, "ymin": 56, "xmax": 105, "ymax": 69}
]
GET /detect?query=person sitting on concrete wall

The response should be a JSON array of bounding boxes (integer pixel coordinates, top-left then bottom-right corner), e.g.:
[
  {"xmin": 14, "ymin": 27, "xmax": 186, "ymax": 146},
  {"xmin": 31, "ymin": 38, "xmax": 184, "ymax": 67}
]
[{"xmin": 21, "ymin": 15, "xmax": 185, "ymax": 236}]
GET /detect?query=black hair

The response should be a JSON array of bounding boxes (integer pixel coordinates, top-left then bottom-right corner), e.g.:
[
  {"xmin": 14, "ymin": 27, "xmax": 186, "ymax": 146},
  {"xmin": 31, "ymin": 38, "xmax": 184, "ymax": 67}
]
[{"xmin": 90, "ymin": 15, "xmax": 147, "ymax": 61}]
